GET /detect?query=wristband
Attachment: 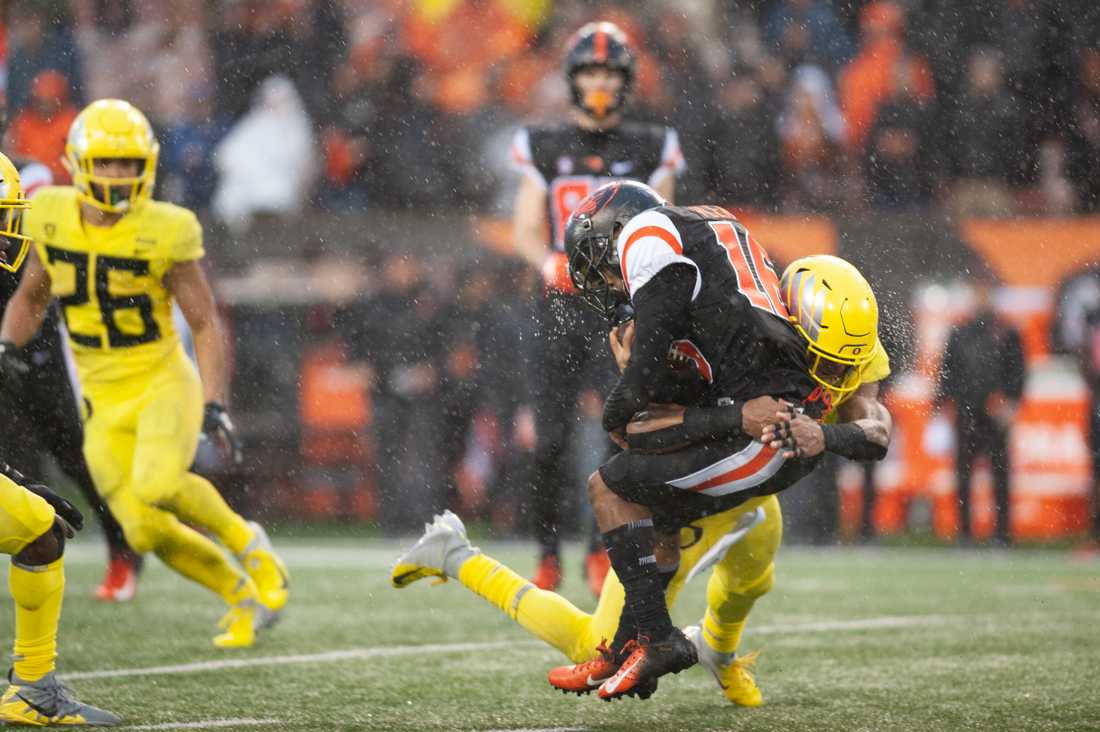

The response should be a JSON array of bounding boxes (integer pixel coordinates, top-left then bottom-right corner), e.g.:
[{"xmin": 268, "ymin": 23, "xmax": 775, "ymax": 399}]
[
  {"xmin": 625, "ymin": 402, "xmax": 743, "ymax": 453},
  {"xmin": 822, "ymin": 422, "xmax": 887, "ymax": 461}
]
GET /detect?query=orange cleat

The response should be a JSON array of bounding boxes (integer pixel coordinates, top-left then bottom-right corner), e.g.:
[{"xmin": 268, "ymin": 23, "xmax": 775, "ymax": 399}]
[
  {"xmin": 94, "ymin": 553, "xmax": 141, "ymax": 602},
  {"xmin": 598, "ymin": 630, "xmax": 697, "ymax": 701},
  {"xmin": 584, "ymin": 548, "xmax": 611, "ymax": 597},
  {"xmin": 548, "ymin": 640, "xmax": 629, "ymax": 695},
  {"xmin": 532, "ymin": 553, "xmax": 562, "ymax": 591}
]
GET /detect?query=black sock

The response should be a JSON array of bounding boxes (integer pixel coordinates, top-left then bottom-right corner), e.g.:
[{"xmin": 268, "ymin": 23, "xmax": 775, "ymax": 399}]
[
  {"xmin": 658, "ymin": 563, "xmax": 679, "ymax": 591},
  {"xmin": 603, "ymin": 518, "xmax": 674, "ymax": 650}
]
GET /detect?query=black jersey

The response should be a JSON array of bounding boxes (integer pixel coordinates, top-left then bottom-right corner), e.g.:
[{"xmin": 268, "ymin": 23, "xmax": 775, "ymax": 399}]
[
  {"xmin": 511, "ymin": 121, "xmax": 684, "ymax": 251},
  {"xmin": 617, "ymin": 204, "xmax": 817, "ymax": 408}
]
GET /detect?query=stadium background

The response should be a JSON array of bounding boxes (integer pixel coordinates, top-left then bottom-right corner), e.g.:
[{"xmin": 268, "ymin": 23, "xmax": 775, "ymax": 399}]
[{"xmin": 4, "ymin": 0, "xmax": 1100, "ymax": 543}]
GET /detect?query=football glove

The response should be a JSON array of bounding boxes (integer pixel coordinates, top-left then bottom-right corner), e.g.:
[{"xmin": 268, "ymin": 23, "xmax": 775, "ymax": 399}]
[
  {"xmin": 202, "ymin": 402, "xmax": 243, "ymax": 465},
  {"xmin": 24, "ymin": 482, "xmax": 84, "ymax": 537},
  {"xmin": 0, "ymin": 339, "xmax": 29, "ymax": 392}
]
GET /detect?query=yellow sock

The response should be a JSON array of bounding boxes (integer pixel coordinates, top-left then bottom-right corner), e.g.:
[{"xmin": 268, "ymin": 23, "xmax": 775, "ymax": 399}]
[
  {"xmin": 9, "ymin": 559, "xmax": 64, "ymax": 682},
  {"xmin": 165, "ymin": 474, "xmax": 254, "ymax": 555},
  {"xmin": 154, "ymin": 519, "xmax": 253, "ymax": 603},
  {"xmin": 458, "ymin": 553, "xmax": 595, "ymax": 661},
  {"xmin": 703, "ymin": 563, "xmax": 774, "ymax": 655}
]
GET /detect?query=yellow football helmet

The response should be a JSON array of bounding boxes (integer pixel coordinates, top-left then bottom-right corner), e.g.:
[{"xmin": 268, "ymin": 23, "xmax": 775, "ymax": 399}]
[
  {"xmin": 779, "ymin": 254, "xmax": 879, "ymax": 399},
  {"xmin": 0, "ymin": 152, "xmax": 31, "ymax": 273},
  {"xmin": 63, "ymin": 99, "xmax": 159, "ymax": 213}
]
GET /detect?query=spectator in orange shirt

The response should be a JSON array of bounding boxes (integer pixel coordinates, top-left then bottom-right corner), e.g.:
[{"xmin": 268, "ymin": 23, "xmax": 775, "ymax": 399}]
[
  {"xmin": 838, "ymin": 1, "xmax": 934, "ymax": 153},
  {"xmin": 5, "ymin": 70, "xmax": 78, "ymax": 182}
]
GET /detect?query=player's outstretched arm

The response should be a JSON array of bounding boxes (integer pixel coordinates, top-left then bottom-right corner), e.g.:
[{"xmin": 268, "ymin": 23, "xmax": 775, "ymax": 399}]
[
  {"xmin": 0, "ymin": 247, "xmax": 53, "ymax": 348},
  {"xmin": 168, "ymin": 260, "xmax": 243, "ymax": 463},
  {"xmin": 763, "ymin": 381, "xmax": 892, "ymax": 460},
  {"xmin": 513, "ymin": 174, "xmax": 550, "ymax": 270},
  {"xmin": 167, "ymin": 260, "xmax": 229, "ymax": 404}
]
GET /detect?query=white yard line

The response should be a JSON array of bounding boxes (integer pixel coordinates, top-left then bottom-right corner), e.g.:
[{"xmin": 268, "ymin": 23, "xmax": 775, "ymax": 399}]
[
  {"xmin": 751, "ymin": 615, "xmax": 948, "ymax": 635},
  {"xmin": 63, "ymin": 639, "xmax": 542, "ymax": 681},
  {"xmin": 124, "ymin": 720, "xmax": 280, "ymax": 730},
  {"xmin": 484, "ymin": 728, "xmax": 589, "ymax": 732},
  {"xmin": 63, "ymin": 615, "xmax": 946, "ymax": 683}
]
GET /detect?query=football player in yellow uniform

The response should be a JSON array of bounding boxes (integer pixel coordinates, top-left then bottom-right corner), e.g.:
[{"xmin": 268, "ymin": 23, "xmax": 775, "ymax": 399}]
[
  {"xmin": 391, "ymin": 255, "xmax": 891, "ymax": 707},
  {"xmin": 0, "ymin": 99, "xmax": 288, "ymax": 649},
  {"xmin": 0, "ymin": 151, "xmax": 121, "ymax": 726}
]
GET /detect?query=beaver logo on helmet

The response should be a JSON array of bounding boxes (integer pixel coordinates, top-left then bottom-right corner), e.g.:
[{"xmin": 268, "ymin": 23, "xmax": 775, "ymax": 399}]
[
  {"xmin": 564, "ymin": 181, "xmax": 665, "ymax": 319},
  {"xmin": 573, "ymin": 182, "xmax": 621, "ymax": 218}
]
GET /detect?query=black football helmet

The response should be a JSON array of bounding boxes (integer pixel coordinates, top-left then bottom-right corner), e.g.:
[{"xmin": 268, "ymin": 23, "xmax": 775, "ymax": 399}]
[
  {"xmin": 564, "ymin": 181, "xmax": 666, "ymax": 319},
  {"xmin": 564, "ymin": 21, "xmax": 635, "ymax": 120}
]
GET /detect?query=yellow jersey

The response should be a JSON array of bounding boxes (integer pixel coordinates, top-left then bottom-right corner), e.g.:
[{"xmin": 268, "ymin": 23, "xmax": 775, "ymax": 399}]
[{"xmin": 24, "ymin": 186, "xmax": 204, "ymax": 385}]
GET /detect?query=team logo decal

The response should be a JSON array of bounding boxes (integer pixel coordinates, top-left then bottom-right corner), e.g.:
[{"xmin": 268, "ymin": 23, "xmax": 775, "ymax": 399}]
[{"xmin": 573, "ymin": 182, "xmax": 621, "ymax": 218}]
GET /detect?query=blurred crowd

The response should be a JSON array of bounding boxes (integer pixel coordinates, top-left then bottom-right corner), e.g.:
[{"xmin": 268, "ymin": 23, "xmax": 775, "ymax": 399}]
[
  {"xmin": 5, "ymin": 0, "xmax": 1100, "ymax": 544},
  {"xmin": 3, "ymin": 0, "xmax": 1100, "ymax": 226}
]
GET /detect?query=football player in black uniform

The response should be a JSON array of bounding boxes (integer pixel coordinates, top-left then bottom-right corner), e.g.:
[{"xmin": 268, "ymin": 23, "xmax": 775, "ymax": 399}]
[
  {"xmin": 0, "ymin": 102, "xmax": 141, "ymax": 602},
  {"xmin": 510, "ymin": 20, "xmax": 685, "ymax": 593},
  {"xmin": 547, "ymin": 181, "xmax": 890, "ymax": 700}
]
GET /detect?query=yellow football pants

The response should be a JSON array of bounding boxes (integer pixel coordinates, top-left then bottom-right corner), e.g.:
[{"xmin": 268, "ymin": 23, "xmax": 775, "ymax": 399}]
[
  {"xmin": 0, "ymin": 475, "xmax": 56, "ymax": 556},
  {"xmin": 457, "ymin": 494, "xmax": 782, "ymax": 662},
  {"xmin": 80, "ymin": 350, "xmax": 251, "ymax": 601}
]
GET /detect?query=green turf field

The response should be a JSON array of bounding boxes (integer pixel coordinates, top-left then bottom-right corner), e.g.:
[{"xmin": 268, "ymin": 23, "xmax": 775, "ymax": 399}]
[{"xmin": 2, "ymin": 536, "xmax": 1098, "ymax": 731}]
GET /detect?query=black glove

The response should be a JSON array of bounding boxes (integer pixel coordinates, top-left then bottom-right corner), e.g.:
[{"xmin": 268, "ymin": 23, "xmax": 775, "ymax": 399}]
[
  {"xmin": 610, "ymin": 301, "xmax": 635, "ymax": 327},
  {"xmin": 202, "ymin": 402, "xmax": 243, "ymax": 465},
  {"xmin": 0, "ymin": 339, "xmax": 29, "ymax": 393},
  {"xmin": 24, "ymin": 483, "xmax": 84, "ymax": 537}
]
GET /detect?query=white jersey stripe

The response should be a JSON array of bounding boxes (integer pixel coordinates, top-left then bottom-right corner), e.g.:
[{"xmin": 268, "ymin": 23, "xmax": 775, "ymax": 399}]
[{"xmin": 668, "ymin": 440, "xmax": 787, "ymax": 497}]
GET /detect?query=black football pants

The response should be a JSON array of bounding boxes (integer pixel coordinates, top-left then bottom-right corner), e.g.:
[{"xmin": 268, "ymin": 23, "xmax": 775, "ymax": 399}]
[
  {"xmin": 0, "ymin": 338, "xmax": 133, "ymax": 555},
  {"xmin": 530, "ymin": 292, "xmax": 615, "ymax": 556},
  {"xmin": 955, "ymin": 416, "xmax": 1011, "ymax": 542}
]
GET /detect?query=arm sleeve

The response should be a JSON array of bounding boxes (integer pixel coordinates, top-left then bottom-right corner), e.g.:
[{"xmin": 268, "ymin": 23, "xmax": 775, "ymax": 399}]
[{"xmin": 602, "ymin": 263, "xmax": 697, "ymax": 432}]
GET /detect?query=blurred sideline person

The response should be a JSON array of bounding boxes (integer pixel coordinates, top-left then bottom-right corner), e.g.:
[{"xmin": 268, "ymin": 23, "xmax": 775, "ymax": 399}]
[
  {"xmin": 510, "ymin": 21, "xmax": 685, "ymax": 593},
  {"xmin": 0, "ymin": 94, "xmax": 142, "ymax": 603},
  {"xmin": 393, "ymin": 245, "xmax": 891, "ymax": 704},
  {"xmin": 1075, "ymin": 300, "xmax": 1100, "ymax": 556},
  {"xmin": 935, "ymin": 276, "xmax": 1025, "ymax": 545},
  {"xmin": 0, "ymin": 151, "xmax": 120, "ymax": 726},
  {"xmin": 0, "ymin": 99, "xmax": 288, "ymax": 648}
]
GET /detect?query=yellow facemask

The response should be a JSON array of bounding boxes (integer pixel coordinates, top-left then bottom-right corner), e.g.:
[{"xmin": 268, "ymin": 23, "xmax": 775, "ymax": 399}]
[
  {"xmin": 0, "ymin": 152, "xmax": 31, "ymax": 273},
  {"xmin": 63, "ymin": 99, "xmax": 159, "ymax": 214}
]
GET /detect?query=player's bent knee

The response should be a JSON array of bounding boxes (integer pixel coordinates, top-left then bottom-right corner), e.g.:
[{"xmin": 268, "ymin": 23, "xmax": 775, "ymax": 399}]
[
  {"xmin": 738, "ymin": 562, "xmax": 775, "ymax": 600},
  {"xmin": 131, "ymin": 478, "xmax": 178, "ymax": 508},
  {"xmin": 14, "ymin": 520, "xmax": 65, "ymax": 567}
]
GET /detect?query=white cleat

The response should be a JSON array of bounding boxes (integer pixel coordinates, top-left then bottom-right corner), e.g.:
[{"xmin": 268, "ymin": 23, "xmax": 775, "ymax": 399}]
[
  {"xmin": 390, "ymin": 510, "xmax": 476, "ymax": 588},
  {"xmin": 684, "ymin": 624, "xmax": 763, "ymax": 707}
]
